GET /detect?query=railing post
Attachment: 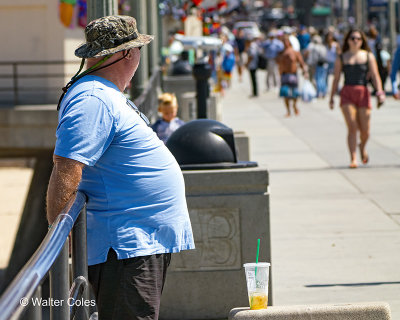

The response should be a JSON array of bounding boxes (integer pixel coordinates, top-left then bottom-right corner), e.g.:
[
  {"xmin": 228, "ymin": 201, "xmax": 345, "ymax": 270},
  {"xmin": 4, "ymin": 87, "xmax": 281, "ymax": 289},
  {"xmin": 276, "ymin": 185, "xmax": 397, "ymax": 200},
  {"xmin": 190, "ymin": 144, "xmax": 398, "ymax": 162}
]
[
  {"xmin": 12, "ymin": 63, "xmax": 18, "ymax": 105},
  {"xmin": 22, "ymin": 285, "xmax": 42, "ymax": 320},
  {"xmin": 50, "ymin": 241, "xmax": 69, "ymax": 320},
  {"xmin": 72, "ymin": 206, "xmax": 90, "ymax": 319}
]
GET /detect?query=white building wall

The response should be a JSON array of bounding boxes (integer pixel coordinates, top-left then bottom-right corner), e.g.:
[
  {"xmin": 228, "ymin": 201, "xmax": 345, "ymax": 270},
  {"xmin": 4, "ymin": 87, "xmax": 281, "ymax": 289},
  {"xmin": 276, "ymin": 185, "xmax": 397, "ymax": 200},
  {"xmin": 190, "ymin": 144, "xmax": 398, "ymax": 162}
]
[{"xmin": 0, "ymin": 0, "xmax": 84, "ymax": 105}]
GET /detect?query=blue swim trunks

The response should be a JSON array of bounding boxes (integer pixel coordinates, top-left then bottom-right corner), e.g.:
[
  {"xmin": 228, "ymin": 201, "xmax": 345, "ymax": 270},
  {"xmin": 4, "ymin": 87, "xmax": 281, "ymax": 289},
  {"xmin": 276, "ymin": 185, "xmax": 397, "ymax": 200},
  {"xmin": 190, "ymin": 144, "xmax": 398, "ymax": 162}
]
[
  {"xmin": 280, "ymin": 73, "xmax": 299, "ymax": 98},
  {"xmin": 280, "ymin": 85, "xmax": 300, "ymax": 98}
]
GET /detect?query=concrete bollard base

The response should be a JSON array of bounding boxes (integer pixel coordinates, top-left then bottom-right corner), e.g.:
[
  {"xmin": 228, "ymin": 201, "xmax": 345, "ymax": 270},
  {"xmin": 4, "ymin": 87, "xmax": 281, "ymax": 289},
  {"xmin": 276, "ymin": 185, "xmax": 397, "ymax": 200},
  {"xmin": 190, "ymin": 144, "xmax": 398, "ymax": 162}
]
[{"xmin": 229, "ymin": 302, "xmax": 391, "ymax": 320}]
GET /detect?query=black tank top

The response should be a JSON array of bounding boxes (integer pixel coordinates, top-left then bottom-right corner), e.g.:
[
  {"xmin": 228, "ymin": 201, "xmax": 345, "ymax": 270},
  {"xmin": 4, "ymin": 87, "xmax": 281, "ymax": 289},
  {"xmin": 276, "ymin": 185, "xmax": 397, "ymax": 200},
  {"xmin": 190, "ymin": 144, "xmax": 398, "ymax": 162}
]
[{"xmin": 341, "ymin": 53, "xmax": 369, "ymax": 86}]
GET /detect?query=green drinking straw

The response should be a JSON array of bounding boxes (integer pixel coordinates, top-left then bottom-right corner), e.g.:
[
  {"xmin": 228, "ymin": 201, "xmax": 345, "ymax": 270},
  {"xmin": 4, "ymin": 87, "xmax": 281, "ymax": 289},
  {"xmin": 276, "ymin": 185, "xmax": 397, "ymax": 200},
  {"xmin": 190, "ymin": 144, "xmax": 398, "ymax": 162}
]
[
  {"xmin": 250, "ymin": 238, "xmax": 261, "ymax": 309},
  {"xmin": 255, "ymin": 238, "xmax": 260, "ymax": 277}
]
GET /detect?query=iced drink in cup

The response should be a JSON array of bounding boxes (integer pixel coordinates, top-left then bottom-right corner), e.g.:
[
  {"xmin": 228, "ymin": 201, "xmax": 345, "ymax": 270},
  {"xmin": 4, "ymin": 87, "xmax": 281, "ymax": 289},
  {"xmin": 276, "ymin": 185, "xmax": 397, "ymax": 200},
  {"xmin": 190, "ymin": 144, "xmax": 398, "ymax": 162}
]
[{"xmin": 243, "ymin": 262, "xmax": 270, "ymax": 310}]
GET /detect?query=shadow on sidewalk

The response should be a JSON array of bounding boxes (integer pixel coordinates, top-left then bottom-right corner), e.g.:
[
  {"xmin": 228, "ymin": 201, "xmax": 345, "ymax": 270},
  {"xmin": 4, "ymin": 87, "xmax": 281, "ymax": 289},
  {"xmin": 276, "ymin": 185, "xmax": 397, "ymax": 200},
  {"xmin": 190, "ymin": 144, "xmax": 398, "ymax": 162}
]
[
  {"xmin": 270, "ymin": 164, "xmax": 400, "ymax": 173},
  {"xmin": 306, "ymin": 281, "xmax": 400, "ymax": 288}
]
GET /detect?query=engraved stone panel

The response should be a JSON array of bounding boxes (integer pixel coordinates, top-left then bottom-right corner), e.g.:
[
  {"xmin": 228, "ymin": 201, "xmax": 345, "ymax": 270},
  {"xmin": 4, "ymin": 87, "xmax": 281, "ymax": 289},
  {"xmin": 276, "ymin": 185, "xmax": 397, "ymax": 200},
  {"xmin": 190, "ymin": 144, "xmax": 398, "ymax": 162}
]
[{"xmin": 170, "ymin": 208, "xmax": 241, "ymax": 271}]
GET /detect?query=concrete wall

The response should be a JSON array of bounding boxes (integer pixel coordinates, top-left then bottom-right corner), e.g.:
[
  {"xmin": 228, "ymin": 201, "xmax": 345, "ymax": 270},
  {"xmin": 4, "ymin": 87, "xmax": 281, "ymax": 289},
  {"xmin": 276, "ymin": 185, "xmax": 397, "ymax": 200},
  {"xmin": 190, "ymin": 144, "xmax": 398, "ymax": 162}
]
[
  {"xmin": 160, "ymin": 167, "xmax": 271, "ymax": 320},
  {"xmin": 0, "ymin": 1, "xmax": 83, "ymax": 104},
  {"xmin": 0, "ymin": 106, "xmax": 57, "ymax": 156}
]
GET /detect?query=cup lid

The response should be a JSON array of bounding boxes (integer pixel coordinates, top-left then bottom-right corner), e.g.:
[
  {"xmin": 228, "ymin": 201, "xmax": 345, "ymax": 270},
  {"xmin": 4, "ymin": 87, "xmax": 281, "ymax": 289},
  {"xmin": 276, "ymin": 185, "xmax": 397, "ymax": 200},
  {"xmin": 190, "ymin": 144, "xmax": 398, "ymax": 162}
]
[{"xmin": 243, "ymin": 262, "xmax": 270, "ymax": 268}]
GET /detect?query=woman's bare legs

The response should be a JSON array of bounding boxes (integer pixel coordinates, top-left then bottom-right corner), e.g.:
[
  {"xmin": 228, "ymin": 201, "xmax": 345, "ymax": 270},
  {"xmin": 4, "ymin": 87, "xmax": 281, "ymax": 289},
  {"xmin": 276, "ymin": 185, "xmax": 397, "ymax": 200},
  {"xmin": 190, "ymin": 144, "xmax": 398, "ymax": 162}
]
[
  {"xmin": 357, "ymin": 107, "xmax": 371, "ymax": 163},
  {"xmin": 341, "ymin": 104, "xmax": 359, "ymax": 167}
]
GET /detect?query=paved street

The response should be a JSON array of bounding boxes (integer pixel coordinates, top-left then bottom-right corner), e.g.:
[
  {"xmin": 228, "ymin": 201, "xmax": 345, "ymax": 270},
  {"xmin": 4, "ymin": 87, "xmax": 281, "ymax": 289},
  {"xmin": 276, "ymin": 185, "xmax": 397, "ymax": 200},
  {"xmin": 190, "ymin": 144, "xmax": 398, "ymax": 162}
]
[{"xmin": 222, "ymin": 70, "xmax": 400, "ymax": 319}]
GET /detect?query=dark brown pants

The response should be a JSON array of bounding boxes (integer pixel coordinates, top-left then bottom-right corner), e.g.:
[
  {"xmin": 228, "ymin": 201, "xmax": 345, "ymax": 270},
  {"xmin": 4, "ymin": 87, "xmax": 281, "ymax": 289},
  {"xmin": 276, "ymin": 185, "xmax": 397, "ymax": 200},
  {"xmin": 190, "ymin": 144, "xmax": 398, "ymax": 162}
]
[{"xmin": 88, "ymin": 249, "xmax": 171, "ymax": 320}]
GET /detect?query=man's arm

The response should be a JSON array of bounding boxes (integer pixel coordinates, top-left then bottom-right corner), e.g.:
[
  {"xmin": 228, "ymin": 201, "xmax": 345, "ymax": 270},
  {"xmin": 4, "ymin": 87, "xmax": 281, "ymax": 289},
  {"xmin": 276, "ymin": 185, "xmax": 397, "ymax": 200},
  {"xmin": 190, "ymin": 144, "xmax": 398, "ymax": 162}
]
[
  {"xmin": 46, "ymin": 155, "xmax": 85, "ymax": 224},
  {"xmin": 297, "ymin": 51, "xmax": 308, "ymax": 76}
]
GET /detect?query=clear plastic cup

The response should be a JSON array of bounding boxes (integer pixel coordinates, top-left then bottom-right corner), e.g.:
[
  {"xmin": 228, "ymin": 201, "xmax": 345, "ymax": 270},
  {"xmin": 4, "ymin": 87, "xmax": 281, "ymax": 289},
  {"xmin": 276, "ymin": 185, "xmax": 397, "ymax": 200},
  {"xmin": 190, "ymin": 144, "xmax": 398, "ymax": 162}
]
[{"xmin": 243, "ymin": 262, "xmax": 270, "ymax": 310}]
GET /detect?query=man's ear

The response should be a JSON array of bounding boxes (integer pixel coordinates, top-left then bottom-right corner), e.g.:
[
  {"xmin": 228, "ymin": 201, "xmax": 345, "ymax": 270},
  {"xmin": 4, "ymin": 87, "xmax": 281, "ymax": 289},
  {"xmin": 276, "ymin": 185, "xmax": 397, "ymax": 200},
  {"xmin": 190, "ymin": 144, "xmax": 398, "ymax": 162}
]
[{"xmin": 124, "ymin": 49, "xmax": 133, "ymax": 60}]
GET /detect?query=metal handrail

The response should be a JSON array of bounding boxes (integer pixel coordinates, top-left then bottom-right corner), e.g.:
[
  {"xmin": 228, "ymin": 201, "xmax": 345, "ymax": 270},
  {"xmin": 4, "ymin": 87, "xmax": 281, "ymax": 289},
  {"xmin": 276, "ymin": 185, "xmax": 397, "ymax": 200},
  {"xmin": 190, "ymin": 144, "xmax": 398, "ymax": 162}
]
[{"xmin": 0, "ymin": 191, "xmax": 87, "ymax": 320}]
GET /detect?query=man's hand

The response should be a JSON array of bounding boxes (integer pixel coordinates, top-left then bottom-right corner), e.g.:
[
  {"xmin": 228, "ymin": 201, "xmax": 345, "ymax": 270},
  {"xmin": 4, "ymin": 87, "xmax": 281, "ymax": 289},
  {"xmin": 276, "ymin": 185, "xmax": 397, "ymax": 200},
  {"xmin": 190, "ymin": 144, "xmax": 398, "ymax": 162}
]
[
  {"xmin": 47, "ymin": 155, "xmax": 85, "ymax": 224},
  {"xmin": 329, "ymin": 98, "xmax": 334, "ymax": 110}
]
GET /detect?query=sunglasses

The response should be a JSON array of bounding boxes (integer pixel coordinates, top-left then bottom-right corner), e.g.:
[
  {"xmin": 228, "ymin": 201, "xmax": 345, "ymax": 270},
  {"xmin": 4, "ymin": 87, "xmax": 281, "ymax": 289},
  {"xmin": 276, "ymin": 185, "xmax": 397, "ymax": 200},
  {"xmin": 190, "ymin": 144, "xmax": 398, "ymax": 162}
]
[
  {"xmin": 126, "ymin": 99, "xmax": 150, "ymax": 126},
  {"xmin": 350, "ymin": 36, "xmax": 362, "ymax": 41}
]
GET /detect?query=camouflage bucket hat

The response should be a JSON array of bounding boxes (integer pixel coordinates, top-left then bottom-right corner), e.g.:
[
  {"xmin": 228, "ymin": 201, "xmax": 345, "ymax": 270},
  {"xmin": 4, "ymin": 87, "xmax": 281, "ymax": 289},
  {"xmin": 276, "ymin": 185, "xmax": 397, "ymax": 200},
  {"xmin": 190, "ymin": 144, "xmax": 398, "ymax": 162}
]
[{"xmin": 75, "ymin": 15, "xmax": 154, "ymax": 58}]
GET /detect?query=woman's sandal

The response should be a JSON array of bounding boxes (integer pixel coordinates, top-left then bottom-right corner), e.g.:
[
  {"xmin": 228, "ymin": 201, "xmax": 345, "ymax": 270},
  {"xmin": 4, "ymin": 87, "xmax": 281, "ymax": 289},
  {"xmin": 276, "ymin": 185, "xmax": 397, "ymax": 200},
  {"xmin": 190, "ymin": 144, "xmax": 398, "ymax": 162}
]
[
  {"xmin": 349, "ymin": 162, "xmax": 358, "ymax": 169},
  {"xmin": 359, "ymin": 144, "xmax": 369, "ymax": 164}
]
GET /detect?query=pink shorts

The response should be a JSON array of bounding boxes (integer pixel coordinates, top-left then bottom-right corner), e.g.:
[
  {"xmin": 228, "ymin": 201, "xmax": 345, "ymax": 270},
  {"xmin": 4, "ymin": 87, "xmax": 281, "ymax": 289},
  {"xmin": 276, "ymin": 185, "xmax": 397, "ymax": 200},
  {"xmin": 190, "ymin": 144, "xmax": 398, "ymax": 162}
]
[{"xmin": 340, "ymin": 85, "xmax": 372, "ymax": 109}]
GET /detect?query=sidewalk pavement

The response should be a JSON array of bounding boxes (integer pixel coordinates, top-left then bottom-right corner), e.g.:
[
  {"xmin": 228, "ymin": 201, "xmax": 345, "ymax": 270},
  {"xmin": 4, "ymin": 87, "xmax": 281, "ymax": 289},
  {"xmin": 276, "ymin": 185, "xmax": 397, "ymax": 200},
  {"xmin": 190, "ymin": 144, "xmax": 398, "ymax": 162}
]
[
  {"xmin": 0, "ymin": 167, "xmax": 33, "ymax": 270},
  {"xmin": 222, "ymin": 70, "xmax": 400, "ymax": 319}
]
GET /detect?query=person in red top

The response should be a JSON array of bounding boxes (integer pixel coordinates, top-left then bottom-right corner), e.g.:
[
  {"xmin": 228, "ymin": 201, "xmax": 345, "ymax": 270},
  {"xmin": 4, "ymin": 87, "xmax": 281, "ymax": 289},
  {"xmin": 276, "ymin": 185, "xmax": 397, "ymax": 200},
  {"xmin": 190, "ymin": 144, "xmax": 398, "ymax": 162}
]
[{"xmin": 330, "ymin": 28, "xmax": 385, "ymax": 169}]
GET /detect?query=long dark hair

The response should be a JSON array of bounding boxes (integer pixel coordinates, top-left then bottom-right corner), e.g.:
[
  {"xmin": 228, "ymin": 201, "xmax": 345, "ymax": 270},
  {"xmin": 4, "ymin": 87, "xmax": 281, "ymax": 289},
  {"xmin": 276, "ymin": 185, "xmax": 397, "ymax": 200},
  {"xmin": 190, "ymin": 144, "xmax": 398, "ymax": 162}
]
[{"xmin": 341, "ymin": 28, "xmax": 371, "ymax": 53}]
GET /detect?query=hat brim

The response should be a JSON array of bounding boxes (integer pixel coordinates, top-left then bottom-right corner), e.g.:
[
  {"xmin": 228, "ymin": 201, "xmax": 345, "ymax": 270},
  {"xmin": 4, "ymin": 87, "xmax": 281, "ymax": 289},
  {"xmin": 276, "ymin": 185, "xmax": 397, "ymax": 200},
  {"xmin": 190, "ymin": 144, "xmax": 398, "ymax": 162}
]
[{"xmin": 75, "ymin": 34, "xmax": 154, "ymax": 58}]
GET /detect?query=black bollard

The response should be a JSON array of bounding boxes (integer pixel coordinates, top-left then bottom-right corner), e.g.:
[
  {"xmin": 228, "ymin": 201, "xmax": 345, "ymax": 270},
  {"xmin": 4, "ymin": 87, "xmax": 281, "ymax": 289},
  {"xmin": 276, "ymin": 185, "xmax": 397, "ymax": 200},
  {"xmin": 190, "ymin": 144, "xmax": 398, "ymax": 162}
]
[{"xmin": 192, "ymin": 62, "xmax": 212, "ymax": 119}]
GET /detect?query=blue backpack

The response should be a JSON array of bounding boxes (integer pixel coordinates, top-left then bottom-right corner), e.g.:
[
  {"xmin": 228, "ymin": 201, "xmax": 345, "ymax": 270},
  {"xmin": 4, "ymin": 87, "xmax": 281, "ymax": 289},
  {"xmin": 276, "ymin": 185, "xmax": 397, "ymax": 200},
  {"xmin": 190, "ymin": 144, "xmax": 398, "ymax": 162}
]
[{"xmin": 222, "ymin": 52, "xmax": 235, "ymax": 72}]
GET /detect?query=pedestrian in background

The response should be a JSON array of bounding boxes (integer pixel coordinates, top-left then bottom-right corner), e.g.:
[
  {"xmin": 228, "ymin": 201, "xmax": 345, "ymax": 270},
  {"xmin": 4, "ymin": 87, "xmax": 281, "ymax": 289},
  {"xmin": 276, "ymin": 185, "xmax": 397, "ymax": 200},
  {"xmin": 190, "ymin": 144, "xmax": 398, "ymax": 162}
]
[
  {"xmin": 390, "ymin": 45, "xmax": 400, "ymax": 99},
  {"xmin": 245, "ymin": 37, "xmax": 259, "ymax": 97},
  {"xmin": 262, "ymin": 30, "xmax": 284, "ymax": 91},
  {"xmin": 367, "ymin": 25, "xmax": 380, "ymax": 57},
  {"xmin": 324, "ymin": 31, "xmax": 340, "ymax": 79},
  {"xmin": 329, "ymin": 28, "xmax": 385, "ymax": 169},
  {"xmin": 276, "ymin": 35, "xmax": 308, "ymax": 117},
  {"xmin": 152, "ymin": 93, "xmax": 185, "ymax": 143},
  {"xmin": 374, "ymin": 42, "xmax": 391, "ymax": 92},
  {"xmin": 234, "ymin": 29, "xmax": 246, "ymax": 82},
  {"xmin": 221, "ymin": 41, "xmax": 236, "ymax": 89},
  {"xmin": 47, "ymin": 15, "xmax": 195, "ymax": 319},
  {"xmin": 366, "ymin": 26, "xmax": 391, "ymax": 94},
  {"xmin": 297, "ymin": 25, "xmax": 311, "ymax": 54},
  {"xmin": 304, "ymin": 34, "xmax": 326, "ymax": 86},
  {"xmin": 306, "ymin": 35, "xmax": 328, "ymax": 98},
  {"xmin": 284, "ymin": 27, "xmax": 300, "ymax": 52}
]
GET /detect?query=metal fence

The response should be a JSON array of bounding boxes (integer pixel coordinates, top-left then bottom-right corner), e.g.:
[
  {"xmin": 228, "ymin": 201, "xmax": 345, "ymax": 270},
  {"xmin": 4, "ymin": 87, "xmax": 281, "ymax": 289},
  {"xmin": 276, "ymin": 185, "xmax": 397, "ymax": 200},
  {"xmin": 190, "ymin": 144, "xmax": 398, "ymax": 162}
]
[
  {"xmin": 0, "ymin": 60, "xmax": 160, "ymax": 122},
  {"xmin": 0, "ymin": 61, "xmax": 80, "ymax": 106},
  {"xmin": 0, "ymin": 191, "xmax": 94, "ymax": 320}
]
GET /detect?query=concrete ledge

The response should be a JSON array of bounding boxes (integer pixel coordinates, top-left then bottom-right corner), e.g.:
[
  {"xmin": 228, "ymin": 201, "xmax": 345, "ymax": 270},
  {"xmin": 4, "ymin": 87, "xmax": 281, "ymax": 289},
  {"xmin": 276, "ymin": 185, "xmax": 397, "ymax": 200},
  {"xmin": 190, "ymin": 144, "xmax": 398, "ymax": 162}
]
[
  {"xmin": 0, "ymin": 106, "xmax": 57, "ymax": 150},
  {"xmin": 183, "ymin": 167, "xmax": 268, "ymax": 195},
  {"xmin": 234, "ymin": 131, "xmax": 250, "ymax": 162},
  {"xmin": 229, "ymin": 302, "xmax": 391, "ymax": 320}
]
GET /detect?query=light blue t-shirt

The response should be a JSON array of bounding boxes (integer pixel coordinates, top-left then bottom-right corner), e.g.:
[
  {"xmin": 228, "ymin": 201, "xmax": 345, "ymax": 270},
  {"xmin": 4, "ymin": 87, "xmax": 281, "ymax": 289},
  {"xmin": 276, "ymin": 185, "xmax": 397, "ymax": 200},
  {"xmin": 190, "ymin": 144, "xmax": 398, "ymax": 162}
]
[{"xmin": 55, "ymin": 75, "xmax": 195, "ymax": 266}]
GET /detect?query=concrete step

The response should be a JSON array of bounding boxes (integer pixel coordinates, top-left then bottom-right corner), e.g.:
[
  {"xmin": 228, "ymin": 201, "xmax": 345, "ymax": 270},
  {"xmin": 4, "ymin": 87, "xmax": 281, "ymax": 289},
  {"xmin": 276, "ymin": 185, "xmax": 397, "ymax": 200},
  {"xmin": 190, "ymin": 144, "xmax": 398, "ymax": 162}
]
[{"xmin": 229, "ymin": 302, "xmax": 391, "ymax": 320}]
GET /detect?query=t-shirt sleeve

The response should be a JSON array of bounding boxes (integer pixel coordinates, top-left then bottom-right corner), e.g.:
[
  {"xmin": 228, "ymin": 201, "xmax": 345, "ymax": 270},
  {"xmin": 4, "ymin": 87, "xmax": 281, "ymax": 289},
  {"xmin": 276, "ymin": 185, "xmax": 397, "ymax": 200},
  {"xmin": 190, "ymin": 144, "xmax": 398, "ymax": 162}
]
[{"xmin": 55, "ymin": 95, "xmax": 116, "ymax": 166}]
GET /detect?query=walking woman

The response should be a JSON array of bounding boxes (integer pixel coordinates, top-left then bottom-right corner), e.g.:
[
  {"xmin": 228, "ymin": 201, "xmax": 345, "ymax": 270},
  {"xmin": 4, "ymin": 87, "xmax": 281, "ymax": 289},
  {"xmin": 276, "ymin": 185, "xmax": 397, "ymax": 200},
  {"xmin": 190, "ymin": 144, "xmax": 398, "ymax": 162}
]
[{"xmin": 329, "ymin": 29, "xmax": 385, "ymax": 168}]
